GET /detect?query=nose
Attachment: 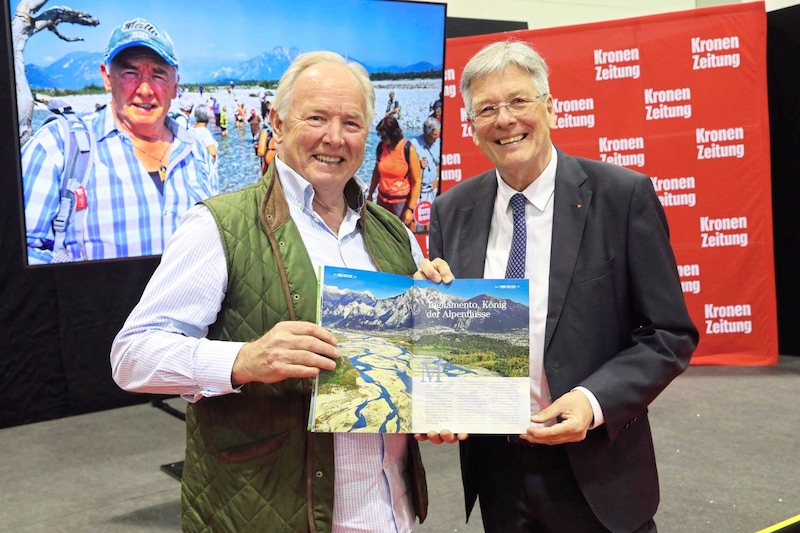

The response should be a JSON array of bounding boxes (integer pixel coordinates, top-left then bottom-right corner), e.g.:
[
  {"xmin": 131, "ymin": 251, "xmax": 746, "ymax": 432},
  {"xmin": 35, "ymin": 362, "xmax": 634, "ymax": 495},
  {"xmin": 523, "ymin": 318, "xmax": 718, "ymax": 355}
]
[
  {"xmin": 324, "ymin": 119, "xmax": 345, "ymax": 145},
  {"xmin": 135, "ymin": 79, "xmax": 156, "ymax": 96}
]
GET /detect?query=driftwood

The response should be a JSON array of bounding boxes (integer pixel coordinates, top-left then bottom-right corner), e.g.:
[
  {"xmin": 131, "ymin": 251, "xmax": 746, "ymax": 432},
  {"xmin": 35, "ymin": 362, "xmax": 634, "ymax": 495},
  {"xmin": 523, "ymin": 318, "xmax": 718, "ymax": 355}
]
[{"xmin": 11, "ymin": 0, "xmax": 98, "ymax": 144}]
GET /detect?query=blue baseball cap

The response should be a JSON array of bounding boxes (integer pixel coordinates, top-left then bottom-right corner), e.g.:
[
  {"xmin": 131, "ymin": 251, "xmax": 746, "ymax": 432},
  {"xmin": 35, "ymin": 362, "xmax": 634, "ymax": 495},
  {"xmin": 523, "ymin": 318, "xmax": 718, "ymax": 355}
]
[{"xmin": 104, "ymin": 18, "xmax": 178, "ymax": 67}]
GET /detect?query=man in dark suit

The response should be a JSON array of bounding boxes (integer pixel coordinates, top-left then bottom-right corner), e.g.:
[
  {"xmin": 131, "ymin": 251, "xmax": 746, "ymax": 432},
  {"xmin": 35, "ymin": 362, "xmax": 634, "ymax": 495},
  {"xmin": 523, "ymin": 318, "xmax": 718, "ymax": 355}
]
[{"xmin": 426, "ymin": 40, "xmax": 699, "ymax": 533}]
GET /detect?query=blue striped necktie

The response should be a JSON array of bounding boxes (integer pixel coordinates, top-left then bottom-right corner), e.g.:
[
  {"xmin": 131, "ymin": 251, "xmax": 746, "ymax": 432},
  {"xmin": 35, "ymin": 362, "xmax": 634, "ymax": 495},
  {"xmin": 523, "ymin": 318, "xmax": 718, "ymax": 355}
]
[{"xmin": 505, "ymin": 193, "xmax": 527, "ymax": 279}]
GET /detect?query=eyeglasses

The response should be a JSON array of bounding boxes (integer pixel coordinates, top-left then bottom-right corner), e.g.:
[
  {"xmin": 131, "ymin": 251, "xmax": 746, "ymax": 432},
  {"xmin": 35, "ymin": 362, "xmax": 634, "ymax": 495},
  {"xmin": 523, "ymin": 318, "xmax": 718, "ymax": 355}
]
[{"xmin": 469, "ymin": 94, "xmax": 549, "ymax": 122}]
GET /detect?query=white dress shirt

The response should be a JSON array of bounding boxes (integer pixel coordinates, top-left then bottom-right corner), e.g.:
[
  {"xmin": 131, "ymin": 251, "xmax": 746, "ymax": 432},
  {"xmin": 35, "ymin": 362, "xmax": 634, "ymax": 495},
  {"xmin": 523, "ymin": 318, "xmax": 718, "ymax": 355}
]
[
  {"xmin": 111, "ymin": 156, "xmax": 423, "ymax": 532},
  {"xmin": 483, "ymin": 147, "xmax": 604, "ymax": 428}
]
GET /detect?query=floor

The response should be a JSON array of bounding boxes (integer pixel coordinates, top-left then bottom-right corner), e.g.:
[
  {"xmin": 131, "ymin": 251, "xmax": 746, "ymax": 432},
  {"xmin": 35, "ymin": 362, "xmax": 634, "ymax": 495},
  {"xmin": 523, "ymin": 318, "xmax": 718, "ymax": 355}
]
[{"xmin": 1, "ymin": 356, "xmax": 799, "ymax": 532}]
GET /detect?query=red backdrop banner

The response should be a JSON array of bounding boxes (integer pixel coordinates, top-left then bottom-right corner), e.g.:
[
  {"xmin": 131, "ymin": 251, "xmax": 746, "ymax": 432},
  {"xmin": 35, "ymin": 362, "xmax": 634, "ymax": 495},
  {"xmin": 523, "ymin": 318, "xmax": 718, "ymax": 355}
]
[{"xmin": 437, "ymin": 2, "xmax": 776, "ymax": 365}]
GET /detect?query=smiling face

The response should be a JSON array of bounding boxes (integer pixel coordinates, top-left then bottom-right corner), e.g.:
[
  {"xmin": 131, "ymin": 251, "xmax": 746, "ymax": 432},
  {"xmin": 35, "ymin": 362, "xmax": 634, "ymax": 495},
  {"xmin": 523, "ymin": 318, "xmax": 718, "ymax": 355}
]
[
  {"xmin": 101, "ymin": 47, "xmax": 178, "ymax": 139},
  {"xmin": 469, "ymin": 65, "xmax": 556, "ymax": 190},
  {"xmin": 271, "ymin": 61, "xmax": 369, "ymax": 198}
]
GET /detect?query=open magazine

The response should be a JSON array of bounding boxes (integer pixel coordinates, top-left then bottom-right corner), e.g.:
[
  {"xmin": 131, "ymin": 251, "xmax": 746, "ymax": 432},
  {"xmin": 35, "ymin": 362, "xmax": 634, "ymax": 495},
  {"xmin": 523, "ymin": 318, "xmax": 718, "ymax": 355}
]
[{"xmin": 309, "ymin": 266, "xmax": 531, "ymax": 434}]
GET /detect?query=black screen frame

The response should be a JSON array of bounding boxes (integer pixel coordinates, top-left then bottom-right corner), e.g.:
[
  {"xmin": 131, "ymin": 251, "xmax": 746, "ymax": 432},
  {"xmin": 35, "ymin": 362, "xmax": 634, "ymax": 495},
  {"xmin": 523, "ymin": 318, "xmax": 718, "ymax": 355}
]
[{"xmin": 0, "ymin": 0, "xmax": 448, "ymax": 428}]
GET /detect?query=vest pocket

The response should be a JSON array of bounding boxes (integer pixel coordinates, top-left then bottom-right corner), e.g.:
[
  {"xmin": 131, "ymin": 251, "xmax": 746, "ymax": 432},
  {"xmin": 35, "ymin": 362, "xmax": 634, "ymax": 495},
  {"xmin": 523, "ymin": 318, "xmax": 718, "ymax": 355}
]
[{"xmin": 219, "ymin": 431, "xmax": 290, "ymax": 464}]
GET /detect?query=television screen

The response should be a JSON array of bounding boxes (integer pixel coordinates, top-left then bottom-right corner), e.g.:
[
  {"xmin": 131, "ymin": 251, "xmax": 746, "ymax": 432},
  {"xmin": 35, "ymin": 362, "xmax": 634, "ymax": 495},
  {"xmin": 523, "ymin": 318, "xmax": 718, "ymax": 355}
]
[{"xmin": 9, "ymin": 0, "xmax": 446, "ymax": 266}]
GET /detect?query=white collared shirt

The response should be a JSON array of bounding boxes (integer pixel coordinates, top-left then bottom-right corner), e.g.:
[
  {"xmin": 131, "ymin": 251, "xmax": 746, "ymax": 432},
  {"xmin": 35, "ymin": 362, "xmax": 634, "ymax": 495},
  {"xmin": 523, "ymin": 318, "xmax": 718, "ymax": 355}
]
[
  {"xmin": 111, "ymin": 155, "xmax": 422, "ymax": 532},
  {"xmin": 483, "ymin": 147, "xmax": 603, "ymax": 427}
]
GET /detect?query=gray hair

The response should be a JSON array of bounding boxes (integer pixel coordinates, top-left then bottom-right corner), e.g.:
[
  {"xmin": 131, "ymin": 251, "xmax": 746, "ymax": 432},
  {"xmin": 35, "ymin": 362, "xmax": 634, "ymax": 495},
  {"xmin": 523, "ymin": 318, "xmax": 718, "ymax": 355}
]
[
  {"xmin": 193, "ymin": 104, "xmax": 210, "ymax": 123},
  {"xmin": 272, "ymin": 51, "xmax": 375, "ymax": 126},
  {"xmin": 423, "ymin": 117, "xmax": 441, "ymax": 136},
  {"xmin": 460, "ymin": 40, "xmax": 550, "ymax": 118}
]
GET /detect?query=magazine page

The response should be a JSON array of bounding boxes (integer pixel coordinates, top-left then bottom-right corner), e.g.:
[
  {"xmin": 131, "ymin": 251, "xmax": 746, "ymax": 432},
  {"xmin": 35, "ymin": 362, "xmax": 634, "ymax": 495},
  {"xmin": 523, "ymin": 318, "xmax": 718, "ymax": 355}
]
[{"xmin": 309, "ymin": 266, "xmax": 530, "ymax": 434}]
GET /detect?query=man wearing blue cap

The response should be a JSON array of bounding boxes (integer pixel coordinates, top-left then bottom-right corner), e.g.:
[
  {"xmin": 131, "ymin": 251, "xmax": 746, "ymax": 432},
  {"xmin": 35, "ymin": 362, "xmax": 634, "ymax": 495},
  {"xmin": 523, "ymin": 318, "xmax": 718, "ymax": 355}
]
[{"xmin": 21, "ymin": 18, "xmax": 218, "ymax": 264}]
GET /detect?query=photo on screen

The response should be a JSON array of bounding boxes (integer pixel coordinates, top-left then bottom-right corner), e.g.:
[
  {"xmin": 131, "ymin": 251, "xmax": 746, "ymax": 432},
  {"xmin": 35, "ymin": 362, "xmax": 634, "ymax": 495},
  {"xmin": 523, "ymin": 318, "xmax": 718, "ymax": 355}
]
[{"xmin": 10, "ymin": 0, "xmax": 446, "ymax": 266}]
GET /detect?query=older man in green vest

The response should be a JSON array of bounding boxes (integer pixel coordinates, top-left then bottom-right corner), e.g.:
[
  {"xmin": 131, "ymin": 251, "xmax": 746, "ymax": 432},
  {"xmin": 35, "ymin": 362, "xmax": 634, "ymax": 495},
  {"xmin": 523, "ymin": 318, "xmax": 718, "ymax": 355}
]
[{"xmin": 112, "ymin": 51, "xmax": 452, "ymax": 533}]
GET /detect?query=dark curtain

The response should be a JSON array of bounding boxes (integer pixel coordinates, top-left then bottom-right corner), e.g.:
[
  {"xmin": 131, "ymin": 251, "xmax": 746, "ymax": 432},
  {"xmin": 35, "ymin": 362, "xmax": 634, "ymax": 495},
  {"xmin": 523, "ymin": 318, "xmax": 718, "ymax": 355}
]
[{"xmin": 767, "ymin": 4, "xmax": 800, "ymax": 356}]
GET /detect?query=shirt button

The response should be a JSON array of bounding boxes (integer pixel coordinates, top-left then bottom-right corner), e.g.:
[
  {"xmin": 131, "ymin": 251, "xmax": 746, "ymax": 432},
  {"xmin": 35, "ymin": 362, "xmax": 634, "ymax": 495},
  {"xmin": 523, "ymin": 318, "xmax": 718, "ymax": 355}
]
[{"xmin": 315, "ymin": 470, "xmax": 324, "ymax": 478}]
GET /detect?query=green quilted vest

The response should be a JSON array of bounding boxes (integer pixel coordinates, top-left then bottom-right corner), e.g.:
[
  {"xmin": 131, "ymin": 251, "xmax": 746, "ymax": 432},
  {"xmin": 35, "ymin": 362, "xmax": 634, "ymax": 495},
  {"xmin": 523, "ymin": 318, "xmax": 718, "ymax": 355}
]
[{"xmin": 181, "ymin": 166, "xmax": 426, "ymax": 533}]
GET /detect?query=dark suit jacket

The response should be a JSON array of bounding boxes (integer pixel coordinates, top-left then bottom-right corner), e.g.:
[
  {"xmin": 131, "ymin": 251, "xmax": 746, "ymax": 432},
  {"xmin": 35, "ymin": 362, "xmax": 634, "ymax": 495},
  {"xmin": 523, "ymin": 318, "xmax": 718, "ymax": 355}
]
[{"xmin": 428, "ymin": 149, "xmax": 699, "ymax": 533}]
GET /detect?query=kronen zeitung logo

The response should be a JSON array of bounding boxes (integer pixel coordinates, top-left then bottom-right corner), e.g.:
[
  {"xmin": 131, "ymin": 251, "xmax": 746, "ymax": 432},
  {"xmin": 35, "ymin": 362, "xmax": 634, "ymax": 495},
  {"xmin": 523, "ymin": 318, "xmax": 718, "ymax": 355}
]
[
  {"xmin": 692, "ymin": 35, "xmax": 741, "ymax": 70},
  {"xmin": 644, "ymin": 87, "xmax": 692, "ymax": 120},
  {"xmin": 594, "ymin": 47, "xmax": 641, "ymax": 80},
  {"xmin": 598, "ymin": 136, "xmax": 645, "ymax": 168}
]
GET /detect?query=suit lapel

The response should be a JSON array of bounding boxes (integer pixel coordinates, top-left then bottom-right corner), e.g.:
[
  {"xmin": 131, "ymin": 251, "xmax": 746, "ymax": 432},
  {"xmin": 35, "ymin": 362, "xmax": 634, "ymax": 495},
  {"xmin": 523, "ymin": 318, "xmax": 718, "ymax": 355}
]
[
  {"xmin": 458, "ymin": 172, "xmax": 496, "ymax": 278},
  {"xmin": 545, "ymin": 151, "xmax": 592, "ymax": 353}
]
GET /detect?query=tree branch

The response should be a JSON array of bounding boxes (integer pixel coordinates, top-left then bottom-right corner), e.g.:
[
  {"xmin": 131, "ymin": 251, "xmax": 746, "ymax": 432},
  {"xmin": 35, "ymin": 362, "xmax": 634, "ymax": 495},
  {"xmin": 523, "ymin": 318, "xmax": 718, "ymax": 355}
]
[{"xmin": 32, "ymin": 6, "xmax": 99, "ymax": 41}]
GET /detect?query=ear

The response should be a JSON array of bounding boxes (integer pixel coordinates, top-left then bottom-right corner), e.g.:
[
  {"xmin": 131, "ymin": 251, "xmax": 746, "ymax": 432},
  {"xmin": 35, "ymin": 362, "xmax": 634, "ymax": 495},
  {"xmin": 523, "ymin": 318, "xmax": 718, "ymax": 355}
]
[
  {"xmin": 269, "ymin": 107, "xmax": 283, "ymax": 143},
  {"xmin": 546, "ymin": 94, "xmax": 557, "ymax": 129},
  {"xmin": 172, "ymin": 72, "xmax": 180, "ymax": 99},
  {"xmin": 100, "ymin": 63, "xmax": 113, "ymax": 93},
  {"xmin": 470, "ymin": 122, "xmax": 479, "ymax": 146}
]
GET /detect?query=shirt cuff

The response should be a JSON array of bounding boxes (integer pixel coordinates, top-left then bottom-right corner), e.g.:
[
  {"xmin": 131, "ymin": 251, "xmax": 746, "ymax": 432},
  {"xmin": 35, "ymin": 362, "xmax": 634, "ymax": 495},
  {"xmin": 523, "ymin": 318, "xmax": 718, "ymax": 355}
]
[
  {"xmin": 572, "ymin": 386, "xmax": 605, "ymax": 429},
  {"xmin": 189, "ymin": 338, "xmax": 247, "ymax": 402}
]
